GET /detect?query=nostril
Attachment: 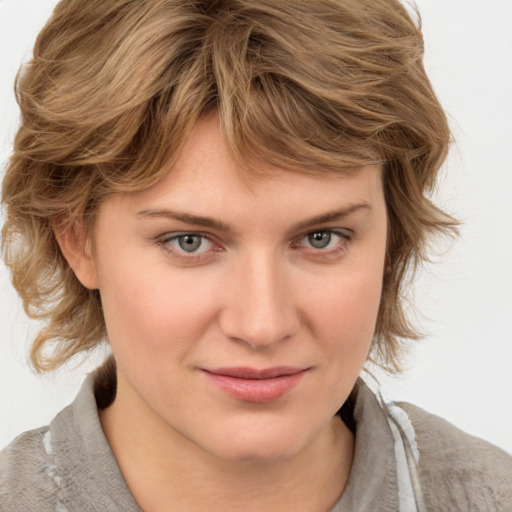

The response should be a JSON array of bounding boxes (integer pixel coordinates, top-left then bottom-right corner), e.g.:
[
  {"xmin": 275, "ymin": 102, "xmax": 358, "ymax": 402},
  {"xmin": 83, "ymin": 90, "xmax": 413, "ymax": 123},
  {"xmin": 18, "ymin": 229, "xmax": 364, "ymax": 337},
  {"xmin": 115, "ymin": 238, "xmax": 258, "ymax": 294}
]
[{"xmin": 221, "ymin": 312, "xmax": 298, "ymax": 350}]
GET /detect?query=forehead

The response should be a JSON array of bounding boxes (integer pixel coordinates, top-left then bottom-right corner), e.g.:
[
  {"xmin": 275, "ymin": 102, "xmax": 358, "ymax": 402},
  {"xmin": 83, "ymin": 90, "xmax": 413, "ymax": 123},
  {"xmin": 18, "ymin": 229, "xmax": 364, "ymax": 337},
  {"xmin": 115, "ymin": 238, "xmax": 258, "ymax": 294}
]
[{"xmin": 136, "ymin": 115, "xmax": 383, "ymax": 203}]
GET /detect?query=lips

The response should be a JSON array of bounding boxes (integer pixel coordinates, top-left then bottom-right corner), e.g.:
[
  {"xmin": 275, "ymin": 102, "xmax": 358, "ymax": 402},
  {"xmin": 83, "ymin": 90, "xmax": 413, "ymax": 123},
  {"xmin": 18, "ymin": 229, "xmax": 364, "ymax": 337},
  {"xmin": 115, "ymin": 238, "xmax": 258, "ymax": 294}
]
[
  {"xmin": 206, "ymin": 366, "xmax": 305, "ymax": 379},
  {"xmin": 201, "ymin": 366, "xmax": 308, "ymax": 403}
]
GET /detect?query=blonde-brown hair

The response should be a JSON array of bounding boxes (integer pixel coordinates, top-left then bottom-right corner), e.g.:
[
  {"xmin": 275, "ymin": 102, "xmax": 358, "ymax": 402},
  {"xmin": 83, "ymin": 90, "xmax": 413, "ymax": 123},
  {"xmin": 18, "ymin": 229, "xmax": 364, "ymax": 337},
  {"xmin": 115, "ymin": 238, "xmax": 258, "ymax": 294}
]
[{"xmin": 2, "ymin": 0, "xmax": 457, "ymax": 372}]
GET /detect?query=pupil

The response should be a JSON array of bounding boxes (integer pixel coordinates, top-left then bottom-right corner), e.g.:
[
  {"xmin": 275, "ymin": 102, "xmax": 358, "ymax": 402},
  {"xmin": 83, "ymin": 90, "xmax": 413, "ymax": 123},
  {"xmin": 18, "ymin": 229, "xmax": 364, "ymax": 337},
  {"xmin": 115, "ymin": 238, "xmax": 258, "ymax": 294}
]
[
  {"xmin": 309, "ymin": 232, "xmax": 331, "ymax": 249},
  {"xmin": 179, "ymin": 235, "xmax": 201, "ymax": 252}
]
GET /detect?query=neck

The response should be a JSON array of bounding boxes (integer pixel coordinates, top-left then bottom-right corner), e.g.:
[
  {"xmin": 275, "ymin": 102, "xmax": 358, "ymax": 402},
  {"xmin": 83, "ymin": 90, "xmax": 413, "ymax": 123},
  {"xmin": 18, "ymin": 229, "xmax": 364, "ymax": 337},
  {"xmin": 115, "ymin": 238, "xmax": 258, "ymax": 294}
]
[{"xmin": 99, "ymin": 372, "xmax": 355, "ymax": 512}]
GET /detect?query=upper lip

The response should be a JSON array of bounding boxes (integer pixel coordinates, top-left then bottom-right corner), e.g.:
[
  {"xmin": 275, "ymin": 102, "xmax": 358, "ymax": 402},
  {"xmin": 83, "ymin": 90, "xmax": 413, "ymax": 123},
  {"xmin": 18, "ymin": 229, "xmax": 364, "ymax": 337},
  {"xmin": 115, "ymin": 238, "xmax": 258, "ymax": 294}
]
[{"xmin": 203, "ymin": 367, "xmax": 308, "ymax": 379}]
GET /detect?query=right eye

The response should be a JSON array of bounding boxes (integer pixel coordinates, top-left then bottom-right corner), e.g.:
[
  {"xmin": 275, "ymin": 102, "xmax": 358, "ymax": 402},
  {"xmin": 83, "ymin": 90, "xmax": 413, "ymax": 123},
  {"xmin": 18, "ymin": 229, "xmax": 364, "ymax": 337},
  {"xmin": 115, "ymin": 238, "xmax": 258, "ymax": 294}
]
[
  {"xmin": 157, "ymin": 232, "xmax": 216, "ymax": 259},
  {"xmin": 172, "ymin": 234, "xmax": 209, "ymax": 253}
]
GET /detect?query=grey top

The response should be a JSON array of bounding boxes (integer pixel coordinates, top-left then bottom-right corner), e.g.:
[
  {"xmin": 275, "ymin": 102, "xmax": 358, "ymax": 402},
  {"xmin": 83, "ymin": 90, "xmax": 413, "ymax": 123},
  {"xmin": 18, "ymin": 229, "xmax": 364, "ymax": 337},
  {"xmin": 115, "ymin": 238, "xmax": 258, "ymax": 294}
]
[{"xmin": 1, "ymin": 364, "xmax": 511, "ymax": 511}]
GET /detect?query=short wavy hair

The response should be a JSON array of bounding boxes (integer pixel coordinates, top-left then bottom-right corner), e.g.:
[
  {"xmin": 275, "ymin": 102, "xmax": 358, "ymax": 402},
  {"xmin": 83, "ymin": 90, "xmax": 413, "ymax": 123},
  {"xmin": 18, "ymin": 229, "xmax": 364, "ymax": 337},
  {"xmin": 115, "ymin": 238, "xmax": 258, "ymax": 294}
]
[{"xmin": 2, "ymin": 0, "xmax": 457, "ymax": 372}]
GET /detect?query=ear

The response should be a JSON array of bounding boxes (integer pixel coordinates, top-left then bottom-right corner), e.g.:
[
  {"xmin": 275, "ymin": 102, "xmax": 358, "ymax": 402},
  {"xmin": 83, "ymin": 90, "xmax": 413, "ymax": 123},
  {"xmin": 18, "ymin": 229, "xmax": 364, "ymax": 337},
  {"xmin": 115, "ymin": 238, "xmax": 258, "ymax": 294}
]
[{"xmin": 53, "ymin": 219, "xmax": 100, "ymax": 290}]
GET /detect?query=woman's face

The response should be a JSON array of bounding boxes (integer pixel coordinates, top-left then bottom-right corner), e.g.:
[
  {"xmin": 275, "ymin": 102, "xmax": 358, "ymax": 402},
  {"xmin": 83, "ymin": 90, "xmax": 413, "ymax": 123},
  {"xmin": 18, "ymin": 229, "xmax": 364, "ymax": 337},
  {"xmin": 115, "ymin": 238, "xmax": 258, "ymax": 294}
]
[{"xmin": 83, "ymin": 115, "xmax": 388, "ymax": 463}]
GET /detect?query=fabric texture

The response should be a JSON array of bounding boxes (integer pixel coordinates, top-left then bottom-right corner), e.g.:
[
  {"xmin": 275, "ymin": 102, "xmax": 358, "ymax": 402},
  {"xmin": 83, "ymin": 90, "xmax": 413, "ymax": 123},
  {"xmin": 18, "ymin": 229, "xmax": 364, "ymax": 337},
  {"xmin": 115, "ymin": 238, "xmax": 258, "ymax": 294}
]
[{"xmin": 1, "ymin": 363, "xmax": 511, "ymax": 511}]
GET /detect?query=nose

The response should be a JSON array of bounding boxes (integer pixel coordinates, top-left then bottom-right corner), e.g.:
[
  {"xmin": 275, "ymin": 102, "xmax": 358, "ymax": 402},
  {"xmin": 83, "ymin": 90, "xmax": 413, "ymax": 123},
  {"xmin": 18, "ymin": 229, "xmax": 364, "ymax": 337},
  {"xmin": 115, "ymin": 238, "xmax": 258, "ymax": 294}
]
[{"xmin": 219, "ymin": 252, "xmax": 299, "ymax": 350}]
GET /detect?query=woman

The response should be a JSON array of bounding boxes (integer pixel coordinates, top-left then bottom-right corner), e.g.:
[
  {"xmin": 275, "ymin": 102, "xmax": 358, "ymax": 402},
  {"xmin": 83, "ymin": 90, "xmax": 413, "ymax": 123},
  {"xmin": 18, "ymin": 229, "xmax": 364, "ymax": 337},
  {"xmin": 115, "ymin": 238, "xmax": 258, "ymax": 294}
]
[{"xmin": 1, "ymin": 1, "xmax": 511, "ymax": 511}]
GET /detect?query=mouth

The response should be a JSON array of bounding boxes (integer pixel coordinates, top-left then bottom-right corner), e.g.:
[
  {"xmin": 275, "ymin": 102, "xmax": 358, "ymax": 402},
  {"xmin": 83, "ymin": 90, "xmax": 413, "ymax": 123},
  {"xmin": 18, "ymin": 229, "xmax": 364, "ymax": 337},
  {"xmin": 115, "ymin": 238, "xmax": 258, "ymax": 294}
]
[
  {"xmin": 205, "ymin": 366, "xmax": 306, "ymax": 379},
  {"xmin": 201, "ymin": 366, "xmax": 309, "ymax": 403}
]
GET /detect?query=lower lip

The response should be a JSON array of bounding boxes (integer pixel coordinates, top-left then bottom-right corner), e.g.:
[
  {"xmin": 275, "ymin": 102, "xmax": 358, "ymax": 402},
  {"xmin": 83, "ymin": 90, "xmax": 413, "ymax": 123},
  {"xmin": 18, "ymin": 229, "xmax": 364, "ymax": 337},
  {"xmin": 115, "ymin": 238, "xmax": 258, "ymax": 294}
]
[{"xmin": 202, "ymin": 371, "xmax": 307, "ymax": 403}]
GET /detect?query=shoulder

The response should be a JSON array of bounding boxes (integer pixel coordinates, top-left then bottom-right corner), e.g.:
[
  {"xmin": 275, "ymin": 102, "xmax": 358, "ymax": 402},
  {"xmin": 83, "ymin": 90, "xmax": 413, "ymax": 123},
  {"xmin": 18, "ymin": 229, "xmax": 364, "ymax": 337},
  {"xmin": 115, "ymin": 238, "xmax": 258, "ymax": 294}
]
[
  {"xmin": 399, "ymin": 402, "xmax": 512, "ymax": 511},
  {"xmin": 0, "ymin": 426, "xmax": 58, "ymax": 511},
  {"xmin": 2, "ymin": 366, "xmax": 141, "ymax": 512}
]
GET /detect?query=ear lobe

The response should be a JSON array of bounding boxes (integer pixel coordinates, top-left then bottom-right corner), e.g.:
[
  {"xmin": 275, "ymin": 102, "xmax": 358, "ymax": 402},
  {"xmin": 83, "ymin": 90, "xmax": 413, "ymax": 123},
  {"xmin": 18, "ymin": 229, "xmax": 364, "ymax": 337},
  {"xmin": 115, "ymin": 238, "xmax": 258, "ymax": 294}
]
[{"xmin": 53, "ymin": 220, "xmax": 99, "ymax": 290}]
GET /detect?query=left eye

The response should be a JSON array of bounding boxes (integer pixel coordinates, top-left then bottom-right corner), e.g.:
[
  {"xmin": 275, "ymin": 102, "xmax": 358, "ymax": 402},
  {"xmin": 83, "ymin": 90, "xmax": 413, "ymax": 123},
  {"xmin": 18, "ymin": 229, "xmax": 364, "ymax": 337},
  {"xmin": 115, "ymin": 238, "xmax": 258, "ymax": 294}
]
[
  {"xmin": 166, "ymin": 234, "xmax": 213, "ymax": 253},
  {"xmin": 300, "ymin": 231, "xmax": 346, "ymax": 250}
]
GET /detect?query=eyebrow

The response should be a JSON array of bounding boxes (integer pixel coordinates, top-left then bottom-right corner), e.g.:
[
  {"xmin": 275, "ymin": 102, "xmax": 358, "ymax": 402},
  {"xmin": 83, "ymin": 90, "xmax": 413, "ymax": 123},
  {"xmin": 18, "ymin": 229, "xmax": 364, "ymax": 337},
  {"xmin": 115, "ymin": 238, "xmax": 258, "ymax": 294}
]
[
  {"xmin": 291, "ymin": 202, "xmax": 372, "ymax": 232},
  {"xmin": 137, "ymin": 208, "xmax": 231, "ymax": 231},
  {"xmin": 136, "ymin": 202, "xmax": 372, "ymax": 233}
]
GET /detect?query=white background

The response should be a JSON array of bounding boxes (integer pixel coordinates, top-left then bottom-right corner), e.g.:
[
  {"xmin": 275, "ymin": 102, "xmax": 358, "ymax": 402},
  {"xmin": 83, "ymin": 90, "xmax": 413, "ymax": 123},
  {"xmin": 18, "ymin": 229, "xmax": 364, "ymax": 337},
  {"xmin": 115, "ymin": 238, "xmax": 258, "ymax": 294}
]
[{"xmin": 1, "ymin": 0, "xmax": 511, "ymax": 453}]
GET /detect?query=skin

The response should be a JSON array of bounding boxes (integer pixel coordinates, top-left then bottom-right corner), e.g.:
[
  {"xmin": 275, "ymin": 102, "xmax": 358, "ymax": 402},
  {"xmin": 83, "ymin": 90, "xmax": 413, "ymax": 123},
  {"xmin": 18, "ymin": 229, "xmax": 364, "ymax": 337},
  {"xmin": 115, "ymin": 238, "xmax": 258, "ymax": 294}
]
[{"xmin": 57, "ymin": 115, "xmax": 388, "ymax": 511}]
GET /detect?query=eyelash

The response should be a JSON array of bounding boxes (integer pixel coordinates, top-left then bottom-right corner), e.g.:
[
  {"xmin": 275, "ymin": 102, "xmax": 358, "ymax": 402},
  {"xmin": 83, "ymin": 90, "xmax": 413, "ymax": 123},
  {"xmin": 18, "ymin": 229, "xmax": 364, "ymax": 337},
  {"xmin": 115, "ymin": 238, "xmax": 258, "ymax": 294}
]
[
  {"xmin": 291, "ymin": 230, "xmax": 353, "ymax": 257},
  {"xmin": 156, "ymin": 233, "xmax": 217, "ymax": 263},
  {"xmin": 156, "ymin": 229, "xmax": 354, "ymax": 263}
]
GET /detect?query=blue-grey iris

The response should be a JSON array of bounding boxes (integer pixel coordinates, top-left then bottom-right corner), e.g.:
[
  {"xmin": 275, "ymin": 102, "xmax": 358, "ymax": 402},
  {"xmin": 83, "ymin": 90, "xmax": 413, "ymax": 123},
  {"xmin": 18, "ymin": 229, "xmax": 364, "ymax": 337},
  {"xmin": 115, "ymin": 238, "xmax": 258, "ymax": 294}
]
[
  {"xmin": 308, "ymin": 232, "xmax": 331, "ymax": 249},
  {"xmin": 178, "ymin": 235, "xmax": 202, "ymax": 252}
]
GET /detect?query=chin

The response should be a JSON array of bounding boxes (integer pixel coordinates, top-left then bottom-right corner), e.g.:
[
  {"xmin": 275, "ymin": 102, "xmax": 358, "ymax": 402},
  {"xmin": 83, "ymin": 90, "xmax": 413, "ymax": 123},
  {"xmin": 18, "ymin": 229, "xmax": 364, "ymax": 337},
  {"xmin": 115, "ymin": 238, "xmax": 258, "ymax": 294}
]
[{"xmin": 199, "ymin": 421, "xmax": 312, "ymax": 465}]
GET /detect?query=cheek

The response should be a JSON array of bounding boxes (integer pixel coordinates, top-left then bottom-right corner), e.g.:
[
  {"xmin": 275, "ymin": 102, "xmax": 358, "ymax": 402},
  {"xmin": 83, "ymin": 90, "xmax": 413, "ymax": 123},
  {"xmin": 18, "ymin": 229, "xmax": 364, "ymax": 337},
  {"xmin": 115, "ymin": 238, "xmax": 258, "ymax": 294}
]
[
  {"xmin": 305, "ymin": 265, "xmax": 383, "ymax": 344},
  {"xmin": 97, "ymin": 252, "xmax": 220, "ymax": 356},
  {"xmin": 295, "ymin": 268, "xmax": 383, "ymax": 417}
]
